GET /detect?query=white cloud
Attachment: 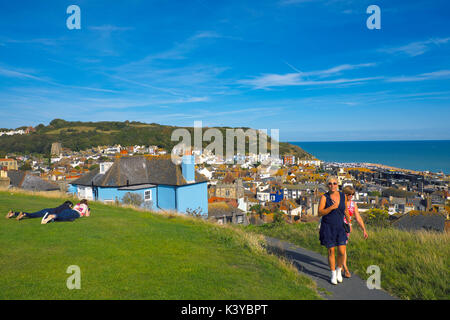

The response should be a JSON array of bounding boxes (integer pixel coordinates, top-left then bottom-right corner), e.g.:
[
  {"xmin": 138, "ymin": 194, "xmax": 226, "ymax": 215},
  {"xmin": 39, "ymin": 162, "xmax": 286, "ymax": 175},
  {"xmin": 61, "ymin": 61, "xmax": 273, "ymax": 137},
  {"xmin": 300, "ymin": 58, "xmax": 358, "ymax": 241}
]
[
  {"xmin": 380, "ymin": 37, "xmax": 450, "ymax": 57},
  {"xmin": 304, "ymin": 63, "xmax": 376, "ymax": 77},
  {"xmin": 279, "ymin": 0, "xmax": 316, "ymax": 5},
  {"xmin": 0, "ymin": 67, "xmax": 44, "ymax": 81},
  {"xmin": 141, "ymin": 31, "xmax": 222, "ymax": 61},
  {"xmin": 89, "ymin": 25, "xmax": 133, "ymax": 32},
  {"xmin": 0, "ymin": 65, "xmax": 120, "ymax": 93},
  {"xmin": 386, "ymin": 70, "xmax": 450, "ymax": 82},
  {"xmin": 238, "ymin": 63, "xmax": 378, "ymax": 89}
]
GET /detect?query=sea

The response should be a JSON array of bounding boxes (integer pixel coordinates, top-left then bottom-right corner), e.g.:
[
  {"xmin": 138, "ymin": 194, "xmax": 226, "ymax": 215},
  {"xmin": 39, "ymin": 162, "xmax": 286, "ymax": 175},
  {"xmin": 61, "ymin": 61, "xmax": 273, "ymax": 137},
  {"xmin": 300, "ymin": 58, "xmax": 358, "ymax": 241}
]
[{"xmin": 290, "ymin": 140, "xmax": 450, "ymax": 174}]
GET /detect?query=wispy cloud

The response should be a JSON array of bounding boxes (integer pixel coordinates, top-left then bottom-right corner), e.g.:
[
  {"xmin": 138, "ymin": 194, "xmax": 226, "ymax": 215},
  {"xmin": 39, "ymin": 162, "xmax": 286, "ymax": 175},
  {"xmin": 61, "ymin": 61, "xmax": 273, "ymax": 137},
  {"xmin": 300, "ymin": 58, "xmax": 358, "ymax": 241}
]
[
  {"xmin": 386, "ymin": 70, "xmax": 450, "ymax": 82},
  {"xmin": 380, "ymin": 37, "xmax": 450, "ymax": 57},
  {"xmin": 89, "ymin": 25, "xmax": 134, "ymax": 32},
  {"xmin": 279, "ymin": 0, "xmax": 316, "ymax": 5},
  {"xmin": 239, "ymin": 74, "xmax": 380, "ymax": 89},
  {"xmin": 0, "ymin": 65, "xmax": 119, "ymax": 93},
  {"xmin": 143, "ymin": 31, "xmax": 222, "ymax": 61},
  {"xmin": 238, "ymin": 63, "xmax": 378, "ymax": 89},
  {"xmin": 0, "ymin": 67, "xmax": 46, "ymax": 82},
  {"xmin": 279, "ymin": 0, "xmax": 356, "ymax": 7},
  {"xmin": 106, "ymin": 59, "xmax": 232, "ymax": 98},
  {"xmin": 1, "ymin": 37, "xmax": 64, "ymax": 46},
  {"xmin": 303, "ymin": 63, "xmax": 376, "ymax": 77}
]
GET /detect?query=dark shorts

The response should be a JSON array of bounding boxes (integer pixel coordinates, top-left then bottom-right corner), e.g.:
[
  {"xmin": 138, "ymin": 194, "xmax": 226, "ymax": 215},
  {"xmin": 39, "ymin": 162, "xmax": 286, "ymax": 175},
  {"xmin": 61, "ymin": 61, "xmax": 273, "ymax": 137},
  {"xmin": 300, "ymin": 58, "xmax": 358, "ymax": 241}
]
[
  {"xmin": 54, "ymin": 209, "xmax": 81, "ymax": 222},
  {"xmin": 319, "ymin": 222, "xmax": 348, "ymax": 248}
]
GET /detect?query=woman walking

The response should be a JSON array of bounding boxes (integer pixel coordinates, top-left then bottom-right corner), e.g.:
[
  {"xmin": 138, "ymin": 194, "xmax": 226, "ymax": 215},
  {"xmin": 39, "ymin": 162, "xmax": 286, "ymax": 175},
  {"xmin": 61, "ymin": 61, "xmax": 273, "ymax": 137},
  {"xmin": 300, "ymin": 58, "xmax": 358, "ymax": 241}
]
[
  {"xmin": 342, "ymin": 186, "xmax": 368, "ymax": 278},
  {"xmin": 318, "ymin": 176, "xmax": 352, "ymax": 285}
]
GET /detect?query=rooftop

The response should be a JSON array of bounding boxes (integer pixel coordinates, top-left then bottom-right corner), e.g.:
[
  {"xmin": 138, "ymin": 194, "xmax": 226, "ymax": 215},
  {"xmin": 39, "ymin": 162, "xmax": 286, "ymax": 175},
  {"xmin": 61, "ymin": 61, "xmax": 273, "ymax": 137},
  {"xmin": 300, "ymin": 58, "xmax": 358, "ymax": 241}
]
[{"xmin": 72, "ymin": 156, "xmax": 207, "ymax": 187}]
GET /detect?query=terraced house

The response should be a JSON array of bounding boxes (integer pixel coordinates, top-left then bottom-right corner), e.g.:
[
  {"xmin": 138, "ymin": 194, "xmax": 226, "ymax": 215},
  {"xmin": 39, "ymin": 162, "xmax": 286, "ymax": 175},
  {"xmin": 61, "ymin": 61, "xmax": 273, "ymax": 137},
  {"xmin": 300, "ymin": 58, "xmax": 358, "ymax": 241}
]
[
  {"xmin": 0, "ymin": 158, "xmax": 18, "ymax": 170},
  {"xmin": 70, "ymin": 155, "xmax": 208, "ymax": 215}
]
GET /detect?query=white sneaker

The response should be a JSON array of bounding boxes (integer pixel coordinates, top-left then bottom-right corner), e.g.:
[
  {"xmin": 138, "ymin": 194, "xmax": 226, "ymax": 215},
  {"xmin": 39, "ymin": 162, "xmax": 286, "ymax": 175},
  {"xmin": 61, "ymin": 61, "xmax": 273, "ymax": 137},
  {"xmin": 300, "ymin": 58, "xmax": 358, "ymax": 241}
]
[
  {"xmin": 330, "ymin": 270, "xmax": 337, "ymax": 285},
  {"xmin": 41, "ymin": 212, "xmax": 52, "ymax": 224},
  {"xmin": 336, "ymin": 267, "xmax": 343, "ymax": 283}
]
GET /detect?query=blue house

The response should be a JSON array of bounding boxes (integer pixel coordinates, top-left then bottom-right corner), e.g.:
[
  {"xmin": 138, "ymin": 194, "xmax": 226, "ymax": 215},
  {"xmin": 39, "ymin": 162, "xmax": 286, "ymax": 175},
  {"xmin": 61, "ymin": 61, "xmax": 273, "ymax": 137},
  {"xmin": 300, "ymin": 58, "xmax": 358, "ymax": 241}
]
[
  {"xmin": 270, "ymin": 189, "xmax": 283, "ymax": 203},
  {"xmin": 70, "ymin": 155, "xmax": 208, "ymax": 215}
]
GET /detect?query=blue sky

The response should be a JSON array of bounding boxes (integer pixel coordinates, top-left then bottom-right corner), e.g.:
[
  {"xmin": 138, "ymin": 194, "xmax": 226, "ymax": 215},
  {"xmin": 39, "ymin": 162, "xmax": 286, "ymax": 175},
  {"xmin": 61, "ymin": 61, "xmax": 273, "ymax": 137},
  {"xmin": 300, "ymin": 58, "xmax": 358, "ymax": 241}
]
[{"xmin": 0, "ymin": 0, "xmax": 449, "ymax": 141}]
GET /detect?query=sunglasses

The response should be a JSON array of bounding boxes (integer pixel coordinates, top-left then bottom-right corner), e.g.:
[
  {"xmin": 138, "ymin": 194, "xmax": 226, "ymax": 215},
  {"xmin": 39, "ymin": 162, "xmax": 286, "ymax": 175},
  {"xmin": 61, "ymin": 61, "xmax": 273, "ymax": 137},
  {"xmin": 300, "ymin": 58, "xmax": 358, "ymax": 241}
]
[{"xmin": 328, "ymin": 182, "xmax": 338, "ymax": 185}]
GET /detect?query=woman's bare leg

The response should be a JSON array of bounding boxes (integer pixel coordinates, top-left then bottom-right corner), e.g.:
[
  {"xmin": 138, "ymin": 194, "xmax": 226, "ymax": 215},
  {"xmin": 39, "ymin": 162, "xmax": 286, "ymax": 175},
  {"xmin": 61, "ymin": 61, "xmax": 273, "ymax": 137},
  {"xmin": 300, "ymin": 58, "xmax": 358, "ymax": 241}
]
[
  {"xmin": 41, "ymin": 214, "xmax": 56, "ymax": 224},
  {"xmin": 343, "ymin": 251, "xmax": 351, "ymax": 277},
  {"xmin": 337, "ymin": 245, "xmax": 346, "ymax": 269},
  {"xmin": 328, "ymin": 247, "xmax": 336, "ymax": 270},
  {"xmin": 16, "ymin": 212, "xmax": 26, "ymax": 220}
]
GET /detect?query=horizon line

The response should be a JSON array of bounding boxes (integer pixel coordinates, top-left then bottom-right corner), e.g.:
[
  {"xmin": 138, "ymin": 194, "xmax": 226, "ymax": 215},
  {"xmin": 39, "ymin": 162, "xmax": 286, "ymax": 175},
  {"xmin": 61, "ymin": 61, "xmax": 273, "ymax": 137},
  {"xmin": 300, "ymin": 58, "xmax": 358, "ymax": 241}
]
[{"xmin": 287, "ymin": 139, "xmax": 450, "ymax": 143}]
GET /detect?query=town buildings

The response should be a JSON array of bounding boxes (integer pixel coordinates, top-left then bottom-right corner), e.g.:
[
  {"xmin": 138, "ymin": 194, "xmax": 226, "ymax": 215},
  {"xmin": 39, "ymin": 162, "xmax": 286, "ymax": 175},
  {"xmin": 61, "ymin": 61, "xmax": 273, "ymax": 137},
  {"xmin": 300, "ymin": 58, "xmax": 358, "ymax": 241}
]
[{"xmin": 2, "ymin": 138, "xmax": 449, "ymax": 226}]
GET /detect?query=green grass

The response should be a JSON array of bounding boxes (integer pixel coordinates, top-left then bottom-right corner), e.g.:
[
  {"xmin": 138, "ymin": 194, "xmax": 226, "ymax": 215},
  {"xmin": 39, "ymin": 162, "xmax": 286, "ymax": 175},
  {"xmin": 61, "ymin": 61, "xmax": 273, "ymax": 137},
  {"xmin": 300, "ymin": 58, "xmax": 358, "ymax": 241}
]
[
  {"xmin": 242, "ymin": 222, "xmax": 450, "ymax": 300},
  {"xmin": 0, "ymin": 191, "xmax": 319, "ymax": 300}
]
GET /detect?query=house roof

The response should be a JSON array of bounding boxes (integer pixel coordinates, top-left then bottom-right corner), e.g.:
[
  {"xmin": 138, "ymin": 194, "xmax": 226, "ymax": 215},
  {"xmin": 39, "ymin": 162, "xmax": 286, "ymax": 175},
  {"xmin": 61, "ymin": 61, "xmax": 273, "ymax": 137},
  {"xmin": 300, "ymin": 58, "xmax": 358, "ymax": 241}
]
[
  {"xmin": 208, "ymin": 202, "xmax": 244, "ymax": 218},
  {"xmin": 72, "ymin": 156, "xmax": 207, "ymax": 187},
  {"xmin": 223, "ymin": 172, "xmax": 235, "ymax": 184},
  {"xmin": 21, "ymin": 174, "xmax": 60, "ymax": 191},
  {"xmin": 7, "ymin": 170, "xmax": 25, "ymax": 187},
  {"xmin": 7, "ymin": 170, "xmax": 60, "ymax": 191},
  {"xmin": 118, "ymin": 184, "xmax": 156, "ymax": 190},
  {"xmin": 393, "ymin": 212, "xmax": 446, "ymax": 232},
  {"xmin": 71, "ymin": 167, "xmax": 105, "ymax": 186},
  {"xmin": 390, "ymin": 197, "xmax": 406, "ymax": 205}
]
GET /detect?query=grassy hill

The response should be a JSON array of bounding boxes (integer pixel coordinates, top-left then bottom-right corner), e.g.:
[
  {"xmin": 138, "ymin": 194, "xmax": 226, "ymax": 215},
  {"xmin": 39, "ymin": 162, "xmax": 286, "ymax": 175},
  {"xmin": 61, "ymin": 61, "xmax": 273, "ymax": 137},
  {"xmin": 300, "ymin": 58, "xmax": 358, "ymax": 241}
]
[
  {"xmin": 0, "ymin": 191, "xmax": 319, "ymax": 300},
  {"xmin": 243, "ymin": 222, "xmax": 450, "ymax": 300},
  {"xmin": 0, "ymin": 119, "xmax": 314, "ymax": 160}
]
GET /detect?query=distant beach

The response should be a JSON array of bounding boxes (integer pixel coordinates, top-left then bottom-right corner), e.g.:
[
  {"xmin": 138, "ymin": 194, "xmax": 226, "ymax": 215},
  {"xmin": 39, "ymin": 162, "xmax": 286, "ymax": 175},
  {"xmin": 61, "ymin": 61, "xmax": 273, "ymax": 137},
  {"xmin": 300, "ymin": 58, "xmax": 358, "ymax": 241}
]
[{"xmin": 290, "ymin": 140, "xmax": 450, "ymax": 174}]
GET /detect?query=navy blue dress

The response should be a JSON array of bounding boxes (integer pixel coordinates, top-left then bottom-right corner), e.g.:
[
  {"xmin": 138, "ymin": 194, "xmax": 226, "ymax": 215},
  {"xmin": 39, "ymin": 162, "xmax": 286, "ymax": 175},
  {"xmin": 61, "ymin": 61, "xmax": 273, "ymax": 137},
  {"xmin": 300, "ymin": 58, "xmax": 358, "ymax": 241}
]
[{"xmin": 319, "ymin": 191, "xmax": 348, "ymax": 248}]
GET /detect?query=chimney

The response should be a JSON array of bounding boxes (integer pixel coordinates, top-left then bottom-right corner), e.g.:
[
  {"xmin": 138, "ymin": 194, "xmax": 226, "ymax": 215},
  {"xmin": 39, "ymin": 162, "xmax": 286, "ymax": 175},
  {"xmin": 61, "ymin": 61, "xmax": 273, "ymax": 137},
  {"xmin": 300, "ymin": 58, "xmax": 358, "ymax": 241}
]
[
  {"xmin": 181, "ymin": 150, "xmax": 195, "ymax": 183},
  {"xmin": 100, "ymin": 162, "xmax": 114, "ymax": 174}
]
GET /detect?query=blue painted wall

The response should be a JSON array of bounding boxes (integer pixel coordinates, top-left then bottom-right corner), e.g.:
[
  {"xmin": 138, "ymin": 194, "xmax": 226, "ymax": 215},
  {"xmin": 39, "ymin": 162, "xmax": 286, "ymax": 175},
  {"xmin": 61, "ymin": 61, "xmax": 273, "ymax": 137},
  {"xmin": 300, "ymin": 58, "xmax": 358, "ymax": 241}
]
[
  {"xmin": 68, "ymin": 184, "xmax": 77, "ymax": 195},
  {"xmin": 176, "ymin": 182, "xmax": 208, "ymax": 215},
  {"xmin": 71, "ymin": 185, "xmax": 155, "ymax": 209},
  {"xmin": 270, "ymin": 190, "xmax": 283, "ymax": 203},
  {"xmin": 156, "ymin": 185, "xmax": 176, "ymax": 210}
]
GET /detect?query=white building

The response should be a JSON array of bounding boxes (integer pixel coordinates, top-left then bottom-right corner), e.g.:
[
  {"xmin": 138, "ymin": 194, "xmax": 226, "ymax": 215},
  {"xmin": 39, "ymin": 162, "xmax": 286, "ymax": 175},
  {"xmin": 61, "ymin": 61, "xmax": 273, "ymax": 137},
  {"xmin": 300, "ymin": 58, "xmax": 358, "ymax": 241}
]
[
  {"xmin": 298, "ymin": 159, "xmax": 322, "ymax": 166},
  {"xmin": 198, "ymin": 167, "xmax": 213, "ymax": 180},
  {"xmin": 257, "ymin": 191, "xmax": 270, "ymax": 202}
]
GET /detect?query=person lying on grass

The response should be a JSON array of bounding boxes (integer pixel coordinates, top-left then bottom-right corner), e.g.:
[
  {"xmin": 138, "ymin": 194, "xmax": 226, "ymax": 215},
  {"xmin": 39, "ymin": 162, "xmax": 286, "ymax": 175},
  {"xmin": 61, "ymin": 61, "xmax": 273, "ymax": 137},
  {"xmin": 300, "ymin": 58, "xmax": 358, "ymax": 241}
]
[
  {"xmin": 5, "ymin": 200, "xmax": 74, "ymax": 220},
  {"xmin": 41, "ymin": 199, "xmax": 90, "ymax": 224}
]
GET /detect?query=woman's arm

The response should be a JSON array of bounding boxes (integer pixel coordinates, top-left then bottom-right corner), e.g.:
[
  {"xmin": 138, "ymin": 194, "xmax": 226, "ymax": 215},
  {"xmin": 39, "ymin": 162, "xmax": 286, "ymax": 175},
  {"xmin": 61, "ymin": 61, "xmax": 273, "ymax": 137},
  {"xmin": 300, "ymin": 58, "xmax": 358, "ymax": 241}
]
[
  {"xmin": 344, "ymin": 196, "xmax": 352, "ymax": 232},
  {"xmin": 354, "ymin": 203, "xmax": 368, "ymax": 239},
  {"xmin": 318, "ymin": 195, "xmax": 337, "ymax": 217}
]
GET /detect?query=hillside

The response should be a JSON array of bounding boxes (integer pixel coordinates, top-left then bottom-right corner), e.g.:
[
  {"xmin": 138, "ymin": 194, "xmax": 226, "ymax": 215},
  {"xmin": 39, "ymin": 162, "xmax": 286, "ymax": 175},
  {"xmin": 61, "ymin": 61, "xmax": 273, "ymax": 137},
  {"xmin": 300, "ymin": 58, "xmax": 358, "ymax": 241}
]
[
  {"xmin": 0, "ymin": 191, "xmax": 320, "ymax": 299},
  {"xmin": 0, "ymin": 119, "xmax": 314, "ymax": 160},
  {"xmin": 243, "ymin": 222, "xmax": 450, "ymax": 300}
]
